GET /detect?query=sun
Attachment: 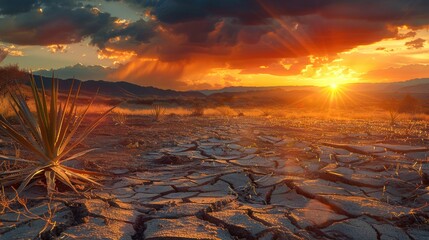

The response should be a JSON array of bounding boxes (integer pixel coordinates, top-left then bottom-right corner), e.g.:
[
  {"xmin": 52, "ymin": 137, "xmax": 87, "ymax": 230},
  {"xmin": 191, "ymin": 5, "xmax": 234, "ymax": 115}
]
[{"xmin": 330, "ymin": 83, "xmax": 338, "ymax": 90}]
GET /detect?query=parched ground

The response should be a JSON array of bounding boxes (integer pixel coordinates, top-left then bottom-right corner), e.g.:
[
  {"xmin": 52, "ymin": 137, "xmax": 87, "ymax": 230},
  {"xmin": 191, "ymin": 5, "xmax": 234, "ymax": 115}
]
[{"xmin": 1, "ymin": 115, "xmax": 429, "ymax": 240}]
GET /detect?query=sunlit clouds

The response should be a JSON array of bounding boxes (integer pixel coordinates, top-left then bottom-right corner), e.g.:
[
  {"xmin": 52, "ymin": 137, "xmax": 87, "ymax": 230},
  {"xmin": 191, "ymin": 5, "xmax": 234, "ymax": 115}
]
[
  {"xmin": 0, "ymin": 44, "xmax": 24, "ymax": 57},
  {"xmin": 97, "ymin": 48, "xmax": 137, "ymax": 65},
  {"xmin": 46, "ymin": 44, "xmax": 69, "ymax": 53}
]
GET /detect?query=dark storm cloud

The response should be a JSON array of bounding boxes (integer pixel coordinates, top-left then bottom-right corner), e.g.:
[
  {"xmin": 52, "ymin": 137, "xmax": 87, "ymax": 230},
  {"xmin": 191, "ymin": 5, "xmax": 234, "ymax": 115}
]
[
  {"xmin": 0, "ymin": 0, "xmax": 35, "ymax": 15},
  {"xmin": 152, "ymin": 0, "xmax": 268, "ymax": 25},
  {"xmin": 405, "ymin": 38, "xmax": 426, "ymax": 49},
  {"xmin": 124, "ymin": 0, "xmax": 429, "ymax": 26},
  {"xmin": 316, "ymin": 0, "xmax": 429, "ymax": 27},
  {"xmin": 90, "ymin": 19, "xmax": 156, "ymax": 49},
  {"xmin": 1, "ymin": 0, "xmax": 429, "ymax": 50},
  {"xmin": 0, "ymin": 0, "xmax": 156, "ymax": 47},
  {"xmin": 0, "ymin": 4, "xmax": 114, "ymax": 45},
  {"xmin": 108, "ymin": 0, "xmax": 429, "ymax": 61}
]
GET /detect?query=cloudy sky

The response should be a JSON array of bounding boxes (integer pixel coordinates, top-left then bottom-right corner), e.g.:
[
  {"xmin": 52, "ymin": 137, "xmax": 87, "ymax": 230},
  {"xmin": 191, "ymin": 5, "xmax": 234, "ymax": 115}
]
[{"xmin": 0, "ymin": 0, "xmax": 428, "ymax": 90}]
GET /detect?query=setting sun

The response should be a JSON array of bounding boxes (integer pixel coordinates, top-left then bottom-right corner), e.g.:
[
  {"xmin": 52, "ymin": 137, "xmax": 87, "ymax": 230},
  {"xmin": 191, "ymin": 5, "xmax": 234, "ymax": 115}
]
[{"xmin": 330, "ymin": 83, "xmax": 338, "ymax": 90}]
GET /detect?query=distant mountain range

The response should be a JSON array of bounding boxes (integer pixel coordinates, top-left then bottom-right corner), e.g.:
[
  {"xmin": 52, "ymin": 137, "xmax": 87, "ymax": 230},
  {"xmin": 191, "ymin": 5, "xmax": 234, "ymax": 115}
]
[
  {"xmin": 200, "ymin": 86, "xmax": 318, "ymax": 95},
  {"xmin": 344, "ymin": 78, "xmax": 429, "ymax": 93},
  {"xmin": 32, "ymin": 75, "xmax": 204, "ymax": 99},
  {"xmin": 201, "ymin": 78, "xmax": 429, "ymax": 95},
  {"xmin": 399, "ymin": 83, "xmax": 429, "ymax": 94},
  {"xmin": 30, "ymin": 75, "xmax": 429, "ymax": 99}
]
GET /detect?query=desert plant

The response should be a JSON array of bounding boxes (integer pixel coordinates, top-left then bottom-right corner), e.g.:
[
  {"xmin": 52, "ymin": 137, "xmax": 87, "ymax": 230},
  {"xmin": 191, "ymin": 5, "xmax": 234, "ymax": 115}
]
[
  {"xmin": 0, "ymin": 94, "xmax": 12, "ymax": 118},
  {"xmin": 404, "ymin": 117, "xmax": 419, "ymax": 135},
  {"xmin": 0, "ymin": 66, "xmax": 23, "ymax": 119},
  {"xmin": 260, "ymin": 108, "xmax": 278, "ymax": 118},
  {"xmin": 387, "ymin": 102, "xmax": 401, "ymax": 133},
  {"xmin": 189, "ymin": 105, "xmax": 205, "ymax": 117},
  {"xmin": 0, "ymin": 75, "xmax": 115, "ymax": 195},
  {"xmin": 151, "ymin": 104, "xmax": 166, "ymax": 121},
  {"xmin": 112, "ymin": 110, "xmax": 127, "ymax": 125},
  {"xmin": 389, "ymin": 109, "xmax": 400, "ymax": 127},
  {"xmin": 216, "ymin": 106, "xmax": 236, "ymax": 117},
  {"xmin": 0, "ymin": 64, "xmax": 26, "ymax": 89}
]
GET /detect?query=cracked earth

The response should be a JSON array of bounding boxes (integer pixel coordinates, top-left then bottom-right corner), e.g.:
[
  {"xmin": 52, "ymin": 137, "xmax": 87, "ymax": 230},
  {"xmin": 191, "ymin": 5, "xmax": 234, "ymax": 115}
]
[{"xmin": 1, "ymin": 115, "xmax": 429, "ymax": 239}]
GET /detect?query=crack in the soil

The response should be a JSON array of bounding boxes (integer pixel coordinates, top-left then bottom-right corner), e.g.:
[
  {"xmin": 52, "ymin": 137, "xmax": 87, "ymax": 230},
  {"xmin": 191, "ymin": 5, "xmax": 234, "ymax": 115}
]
[{"xmin": 247, "ymin": 209, "xmax": 303, "ymax": 240}]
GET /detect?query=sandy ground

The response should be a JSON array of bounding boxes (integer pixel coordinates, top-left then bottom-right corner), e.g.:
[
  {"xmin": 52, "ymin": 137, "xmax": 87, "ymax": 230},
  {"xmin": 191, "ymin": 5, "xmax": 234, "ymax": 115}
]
[{"xmin": 1, "ymin": 115, "xmax": 429, "ymax": 239}]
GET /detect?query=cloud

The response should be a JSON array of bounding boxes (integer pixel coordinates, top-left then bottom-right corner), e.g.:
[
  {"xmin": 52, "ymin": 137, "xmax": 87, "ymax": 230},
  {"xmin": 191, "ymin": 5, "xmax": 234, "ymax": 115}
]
[
  {"xmin": 108, "ymin": 57, "xmax": 200, "ymax": 89},
  {"xmin": 0, "ymin": 2, "xmax": 115, "ymax": 45},
  {"xmin": 125, "ymin": 0, "xmax": 429, "ymax": 26},
  {"xmin": 97, "ymin": 48, "xmax": 137, "ymax": 64},
  {"xmin": 0, "ymin": 44, "xmax": 24, "ymax": 57},
  {"xmin": 362, "ymin": 64, "xmax": 429, "ymax": 82},
  {"xmin": 1, "ymin": 1, "xmax": 429, "ymax": 49},
  {"xmin": 107, "ymin": 56, "xmax": 244, "ymax": 90},
  {"xmin": 90, "ymin": 19, "xmax": 156, "ymax": 50},
  {"xmin": 239, "ymin": 58, "xmax": 309, "ymax": 76},
  {"xmin": 405, "ymin": 38, "xmax": 426, "ymax": 49},
  {"xmin": 34, "ymin": 64, "xmax": 115, "ymax": 80},
  {"xmin": 223, "ymin": 75, "xmax": 241, "ymax": 85},
  {"xmin": 2, "ymin": 0, "xmax": 429, "ymax": 88},
  {"xmin": 46, "ymin": 44, "xmax": 69, "ymax": 53},
  {"xmin": 2, "ymin": 0, "xmax": 428, "ymax": 59},
  {"xmin": 395, "ymin": 31, "xmax": 416, "ymax": 40},
  {"xmin": 0, "ymin": 0, "xmax": 35, "ymax": 15}
]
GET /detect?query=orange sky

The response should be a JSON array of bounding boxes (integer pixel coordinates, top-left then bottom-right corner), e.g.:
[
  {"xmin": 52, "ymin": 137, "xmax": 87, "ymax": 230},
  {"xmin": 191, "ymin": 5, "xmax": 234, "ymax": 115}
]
[
  {"xmin": 109, "ymin": 25, "xmax": 429, "ymax": 89},
  {"xmin": 0, "ymin": 1, "xmax": 428, "ymax": 90}
]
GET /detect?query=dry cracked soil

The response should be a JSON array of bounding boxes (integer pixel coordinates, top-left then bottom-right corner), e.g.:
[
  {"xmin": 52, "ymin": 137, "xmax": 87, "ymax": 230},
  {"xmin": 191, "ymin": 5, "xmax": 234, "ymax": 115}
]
[{"xmin": 1, "ymin": 115, "xmax": 429, "ymax": 240}]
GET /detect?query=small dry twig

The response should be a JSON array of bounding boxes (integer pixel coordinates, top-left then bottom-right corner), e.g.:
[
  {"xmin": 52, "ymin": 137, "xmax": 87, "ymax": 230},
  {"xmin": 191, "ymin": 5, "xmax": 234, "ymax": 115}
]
[{"xmin": 0, "ymin": 187, "xmax": 58, "ymax": 236}]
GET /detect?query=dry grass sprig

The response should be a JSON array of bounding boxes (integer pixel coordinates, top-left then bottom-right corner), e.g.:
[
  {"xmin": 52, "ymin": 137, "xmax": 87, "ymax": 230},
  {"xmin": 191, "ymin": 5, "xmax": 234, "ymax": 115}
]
[
  {"xmin": 151, "ymin": 104, "xmax": 166, "ymax": 121},
  {"xmin": 0, "ymin": 187, "xmax": 58, "ymax": 237},
  {"xmin": 189, "ymin": 105, "xmax": 204, "ymax": 117},
  {"xmin": 112, "ymin": 110, "xmax": 127, "ymax": 125}
]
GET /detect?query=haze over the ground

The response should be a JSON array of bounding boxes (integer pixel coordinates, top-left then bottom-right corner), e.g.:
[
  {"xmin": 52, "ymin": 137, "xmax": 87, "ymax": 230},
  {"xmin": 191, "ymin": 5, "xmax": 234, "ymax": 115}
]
[{"xmin": 0, "ymin": 0, "xmax": 429, "ymax": 90}]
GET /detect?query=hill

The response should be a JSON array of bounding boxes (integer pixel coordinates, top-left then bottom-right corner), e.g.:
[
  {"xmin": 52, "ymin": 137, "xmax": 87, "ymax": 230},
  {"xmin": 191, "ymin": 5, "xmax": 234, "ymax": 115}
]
[
  {"xmin": 397, "ymin": 83, "xmax": 429, "ymax": 94},
  {"xmin": 344, "ymin": 78, "xmax": 429, "ymax": 92},
  {"xmin": 200, "ymin": 86, "xmax": 317, "ymax": 95},
  {"xmin": 32, "ymin": 75, "xmax": 205, "ymax": 99},
  {"xmin": 200, "ymin": 78, "xmax": 429, "ymax": 96}
]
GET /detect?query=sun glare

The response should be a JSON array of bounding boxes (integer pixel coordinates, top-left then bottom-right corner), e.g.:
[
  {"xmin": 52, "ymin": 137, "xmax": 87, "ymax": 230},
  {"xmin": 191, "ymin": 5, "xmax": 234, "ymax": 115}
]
[{"xmin": 320, "ymin": 82, "xmax": 353, "ymax": 109}]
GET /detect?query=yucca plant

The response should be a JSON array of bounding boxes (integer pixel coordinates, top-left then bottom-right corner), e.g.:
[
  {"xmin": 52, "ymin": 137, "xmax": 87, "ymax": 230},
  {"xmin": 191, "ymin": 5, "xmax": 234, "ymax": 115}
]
[{"xmin": 0, "ymin": 75, "xmax": 115, "ymax": 194}]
